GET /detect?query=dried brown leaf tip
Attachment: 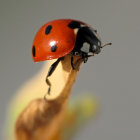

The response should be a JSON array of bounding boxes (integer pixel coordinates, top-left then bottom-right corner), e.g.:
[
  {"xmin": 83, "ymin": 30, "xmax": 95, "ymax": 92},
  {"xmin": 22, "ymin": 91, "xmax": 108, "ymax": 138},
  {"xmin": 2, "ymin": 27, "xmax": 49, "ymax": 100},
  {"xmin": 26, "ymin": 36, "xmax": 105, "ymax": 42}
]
[
  {"xmin": 15, "ymin": 55, "xmax": 83, "ymax": 140},
  {"xmin": 15, "ymin": 99, "xmax": 66, "ymax": 140}
]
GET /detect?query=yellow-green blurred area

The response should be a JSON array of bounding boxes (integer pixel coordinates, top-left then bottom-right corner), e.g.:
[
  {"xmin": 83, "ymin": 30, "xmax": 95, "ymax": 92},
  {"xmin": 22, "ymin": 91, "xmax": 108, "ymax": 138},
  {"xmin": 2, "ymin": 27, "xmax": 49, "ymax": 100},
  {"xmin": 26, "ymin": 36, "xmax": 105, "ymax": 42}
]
[{"xmin": 1, "ymin": 0, "xmax": 140, "ymax": 140}]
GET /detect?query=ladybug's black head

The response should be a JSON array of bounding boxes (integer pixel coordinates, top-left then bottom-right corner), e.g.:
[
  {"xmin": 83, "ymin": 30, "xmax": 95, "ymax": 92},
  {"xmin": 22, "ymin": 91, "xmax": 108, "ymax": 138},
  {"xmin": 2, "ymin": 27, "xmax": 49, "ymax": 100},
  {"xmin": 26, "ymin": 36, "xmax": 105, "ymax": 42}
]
[
  {"xmin": 90, "ymin": 36, "xmax": 102, "ymax": 54},
  {"xmin": 69, "ymin": 21, "xmax": 111, "ymax": 55},
  {"xmin": 82, "ymin": 28, "xmax": 102, "ymax": 54},
  {"xmin": 91, "ymin": 41, "xmax": 112, "ymax": 54},
  {"xmin": 90, "ymin": 30, "xmax": 112, "ymax": 54}
]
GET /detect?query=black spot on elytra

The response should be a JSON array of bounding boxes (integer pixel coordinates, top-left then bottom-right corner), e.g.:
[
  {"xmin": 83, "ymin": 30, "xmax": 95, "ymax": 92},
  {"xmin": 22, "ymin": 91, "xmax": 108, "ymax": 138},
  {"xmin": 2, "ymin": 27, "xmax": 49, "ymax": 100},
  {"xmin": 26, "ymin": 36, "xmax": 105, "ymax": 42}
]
[
  {"xmin": 68, "ymin": 21, "xmax": 81, "ymax": 29},
  {"xmin": 32, "ymin": 46, "xmax": 36, "ymax": 57},
  {"xmin": 45, "ymin": 25, "xmax": 52, "ymax": 35},
  {"xmin": 51, "ymin": 45, "xmax": 57, "ymax": 52}
]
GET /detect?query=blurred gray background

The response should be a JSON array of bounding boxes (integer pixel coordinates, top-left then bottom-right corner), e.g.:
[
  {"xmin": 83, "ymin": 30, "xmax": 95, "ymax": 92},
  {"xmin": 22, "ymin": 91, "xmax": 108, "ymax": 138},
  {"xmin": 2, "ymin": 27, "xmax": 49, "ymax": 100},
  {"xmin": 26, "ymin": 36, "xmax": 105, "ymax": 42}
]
[{"xmin": 0, "ymin": 0, "xmax": 140, "ymax": 140}]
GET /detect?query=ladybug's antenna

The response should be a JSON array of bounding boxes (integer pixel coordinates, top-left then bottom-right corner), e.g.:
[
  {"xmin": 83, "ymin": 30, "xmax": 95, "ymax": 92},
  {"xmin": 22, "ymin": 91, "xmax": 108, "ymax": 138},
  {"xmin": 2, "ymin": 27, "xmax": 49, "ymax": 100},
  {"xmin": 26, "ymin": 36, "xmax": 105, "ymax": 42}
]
[{"xmin": 101, "ymin": 43, "xmax": 112, "ymax": 48}]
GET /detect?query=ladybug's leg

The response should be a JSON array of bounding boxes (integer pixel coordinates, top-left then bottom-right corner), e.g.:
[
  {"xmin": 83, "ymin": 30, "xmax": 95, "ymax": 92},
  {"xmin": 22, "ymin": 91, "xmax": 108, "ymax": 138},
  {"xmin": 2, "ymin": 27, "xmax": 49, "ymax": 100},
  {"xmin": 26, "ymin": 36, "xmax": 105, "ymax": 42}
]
[
  {"xmin": 71, "ymin": 55, "xmax": 84, "ymax": 71},
  {"xmin": 82, "ymin": 54, "xmax": 88, "ymax": 63},
  {"xmin": 45, "ymin": 57, "xmax": 63, "ymax": 96},
  {"xmin": 73, "ymin": 54, "xmax": 94, "ymax": 69},
  {"xmin": 71, "ymin": 56, "xmax": 76, "ymax": 70},
  {"xmin": 82, "ymin": 54, "xmax": 94, "ymax": 63},
  {"xmin": 71, "ymin": 54, "xmax": 94, "ymax": 70}
]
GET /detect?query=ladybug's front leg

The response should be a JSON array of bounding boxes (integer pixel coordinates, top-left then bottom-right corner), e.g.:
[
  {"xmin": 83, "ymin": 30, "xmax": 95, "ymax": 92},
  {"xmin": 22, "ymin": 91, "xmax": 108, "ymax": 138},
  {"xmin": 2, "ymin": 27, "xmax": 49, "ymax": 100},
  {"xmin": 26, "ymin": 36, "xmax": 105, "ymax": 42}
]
[
  {"xmin": 45, "ymin": 57, "xmax": 63, "ymax": 98},
  {"xmin": 71, "ymin": 56, "xmax": 76, "ymax": 70},
  {"xmin": 70, "ymin": 55, "xmax": 83, "ymax": 71},
  {"xmin": 82, "ymin": 53, "xmax": 94, "ymax": 63},
  {"xmin": 72, "ymin": 54, "xmax": 94, "ymax": 70}
]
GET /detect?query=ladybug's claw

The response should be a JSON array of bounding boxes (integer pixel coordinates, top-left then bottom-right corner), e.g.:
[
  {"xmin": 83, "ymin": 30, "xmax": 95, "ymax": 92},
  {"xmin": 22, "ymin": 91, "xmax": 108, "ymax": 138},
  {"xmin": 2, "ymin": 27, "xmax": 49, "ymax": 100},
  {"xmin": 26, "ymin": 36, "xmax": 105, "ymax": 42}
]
[
  {"xmin": 71, "ymin": 56, "xmax": 76, "ymax": 70},
  {"xmin": 72, "ymin": 64, "xmax": 76, "ymax": 70},
  {"xmin": 83, "ymin": 57, "xmax": 88, "ymax": 63},
  {"xmin": 72, "ymin": 57, "xmax": 83, "ymax": 71}
]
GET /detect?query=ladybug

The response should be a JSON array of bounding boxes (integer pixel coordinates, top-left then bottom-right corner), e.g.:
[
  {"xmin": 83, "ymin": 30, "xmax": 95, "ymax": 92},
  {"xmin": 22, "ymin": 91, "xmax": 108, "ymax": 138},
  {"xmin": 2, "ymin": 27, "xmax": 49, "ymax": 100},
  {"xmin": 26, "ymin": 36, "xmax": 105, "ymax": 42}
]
[{"xmin": 32, "ymin": 19, "xmax": 111, "ymax": 95}]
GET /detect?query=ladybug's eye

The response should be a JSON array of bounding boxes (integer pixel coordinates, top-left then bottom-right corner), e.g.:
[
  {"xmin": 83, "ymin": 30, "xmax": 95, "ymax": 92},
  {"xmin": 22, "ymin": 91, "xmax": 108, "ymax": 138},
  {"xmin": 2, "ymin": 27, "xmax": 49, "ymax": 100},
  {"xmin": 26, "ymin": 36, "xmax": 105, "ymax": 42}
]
[
  {"xmin": 45, "ymin": 25, "xmax": 52, "ymax": 35},
  {"xmin": 98, "ymin": 41, "xmax": 101, "ymax": 46},
  {"xmin": 32, "ymin": 46, "xmax": 36, "ymax": 57}
]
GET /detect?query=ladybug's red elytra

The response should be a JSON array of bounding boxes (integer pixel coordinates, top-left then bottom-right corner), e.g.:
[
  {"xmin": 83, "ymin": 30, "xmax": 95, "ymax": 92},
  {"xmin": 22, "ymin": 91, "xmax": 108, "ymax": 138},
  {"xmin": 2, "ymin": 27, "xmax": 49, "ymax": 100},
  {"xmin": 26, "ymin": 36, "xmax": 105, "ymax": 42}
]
[{"xmin": 32, "ymin": 19, "xmax": 111, "ymax": 95}]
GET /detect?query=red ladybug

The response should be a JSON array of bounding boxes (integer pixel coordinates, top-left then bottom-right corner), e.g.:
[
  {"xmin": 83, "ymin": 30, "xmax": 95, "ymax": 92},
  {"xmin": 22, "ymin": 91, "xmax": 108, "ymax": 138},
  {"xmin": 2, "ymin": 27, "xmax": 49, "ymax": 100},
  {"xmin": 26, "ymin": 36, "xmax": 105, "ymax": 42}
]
[{"xmin": 32, "ymin": 19, "xmax": 111, "ymax": 95}]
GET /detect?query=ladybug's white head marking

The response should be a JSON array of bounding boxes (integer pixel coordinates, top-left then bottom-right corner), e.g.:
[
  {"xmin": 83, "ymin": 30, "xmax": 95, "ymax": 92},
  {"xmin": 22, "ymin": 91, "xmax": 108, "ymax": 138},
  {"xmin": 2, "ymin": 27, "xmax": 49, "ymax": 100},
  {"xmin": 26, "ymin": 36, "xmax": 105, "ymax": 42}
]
[{"xmin": 80, "ymin": 42, "xmax": 90, "ymax": 53}]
